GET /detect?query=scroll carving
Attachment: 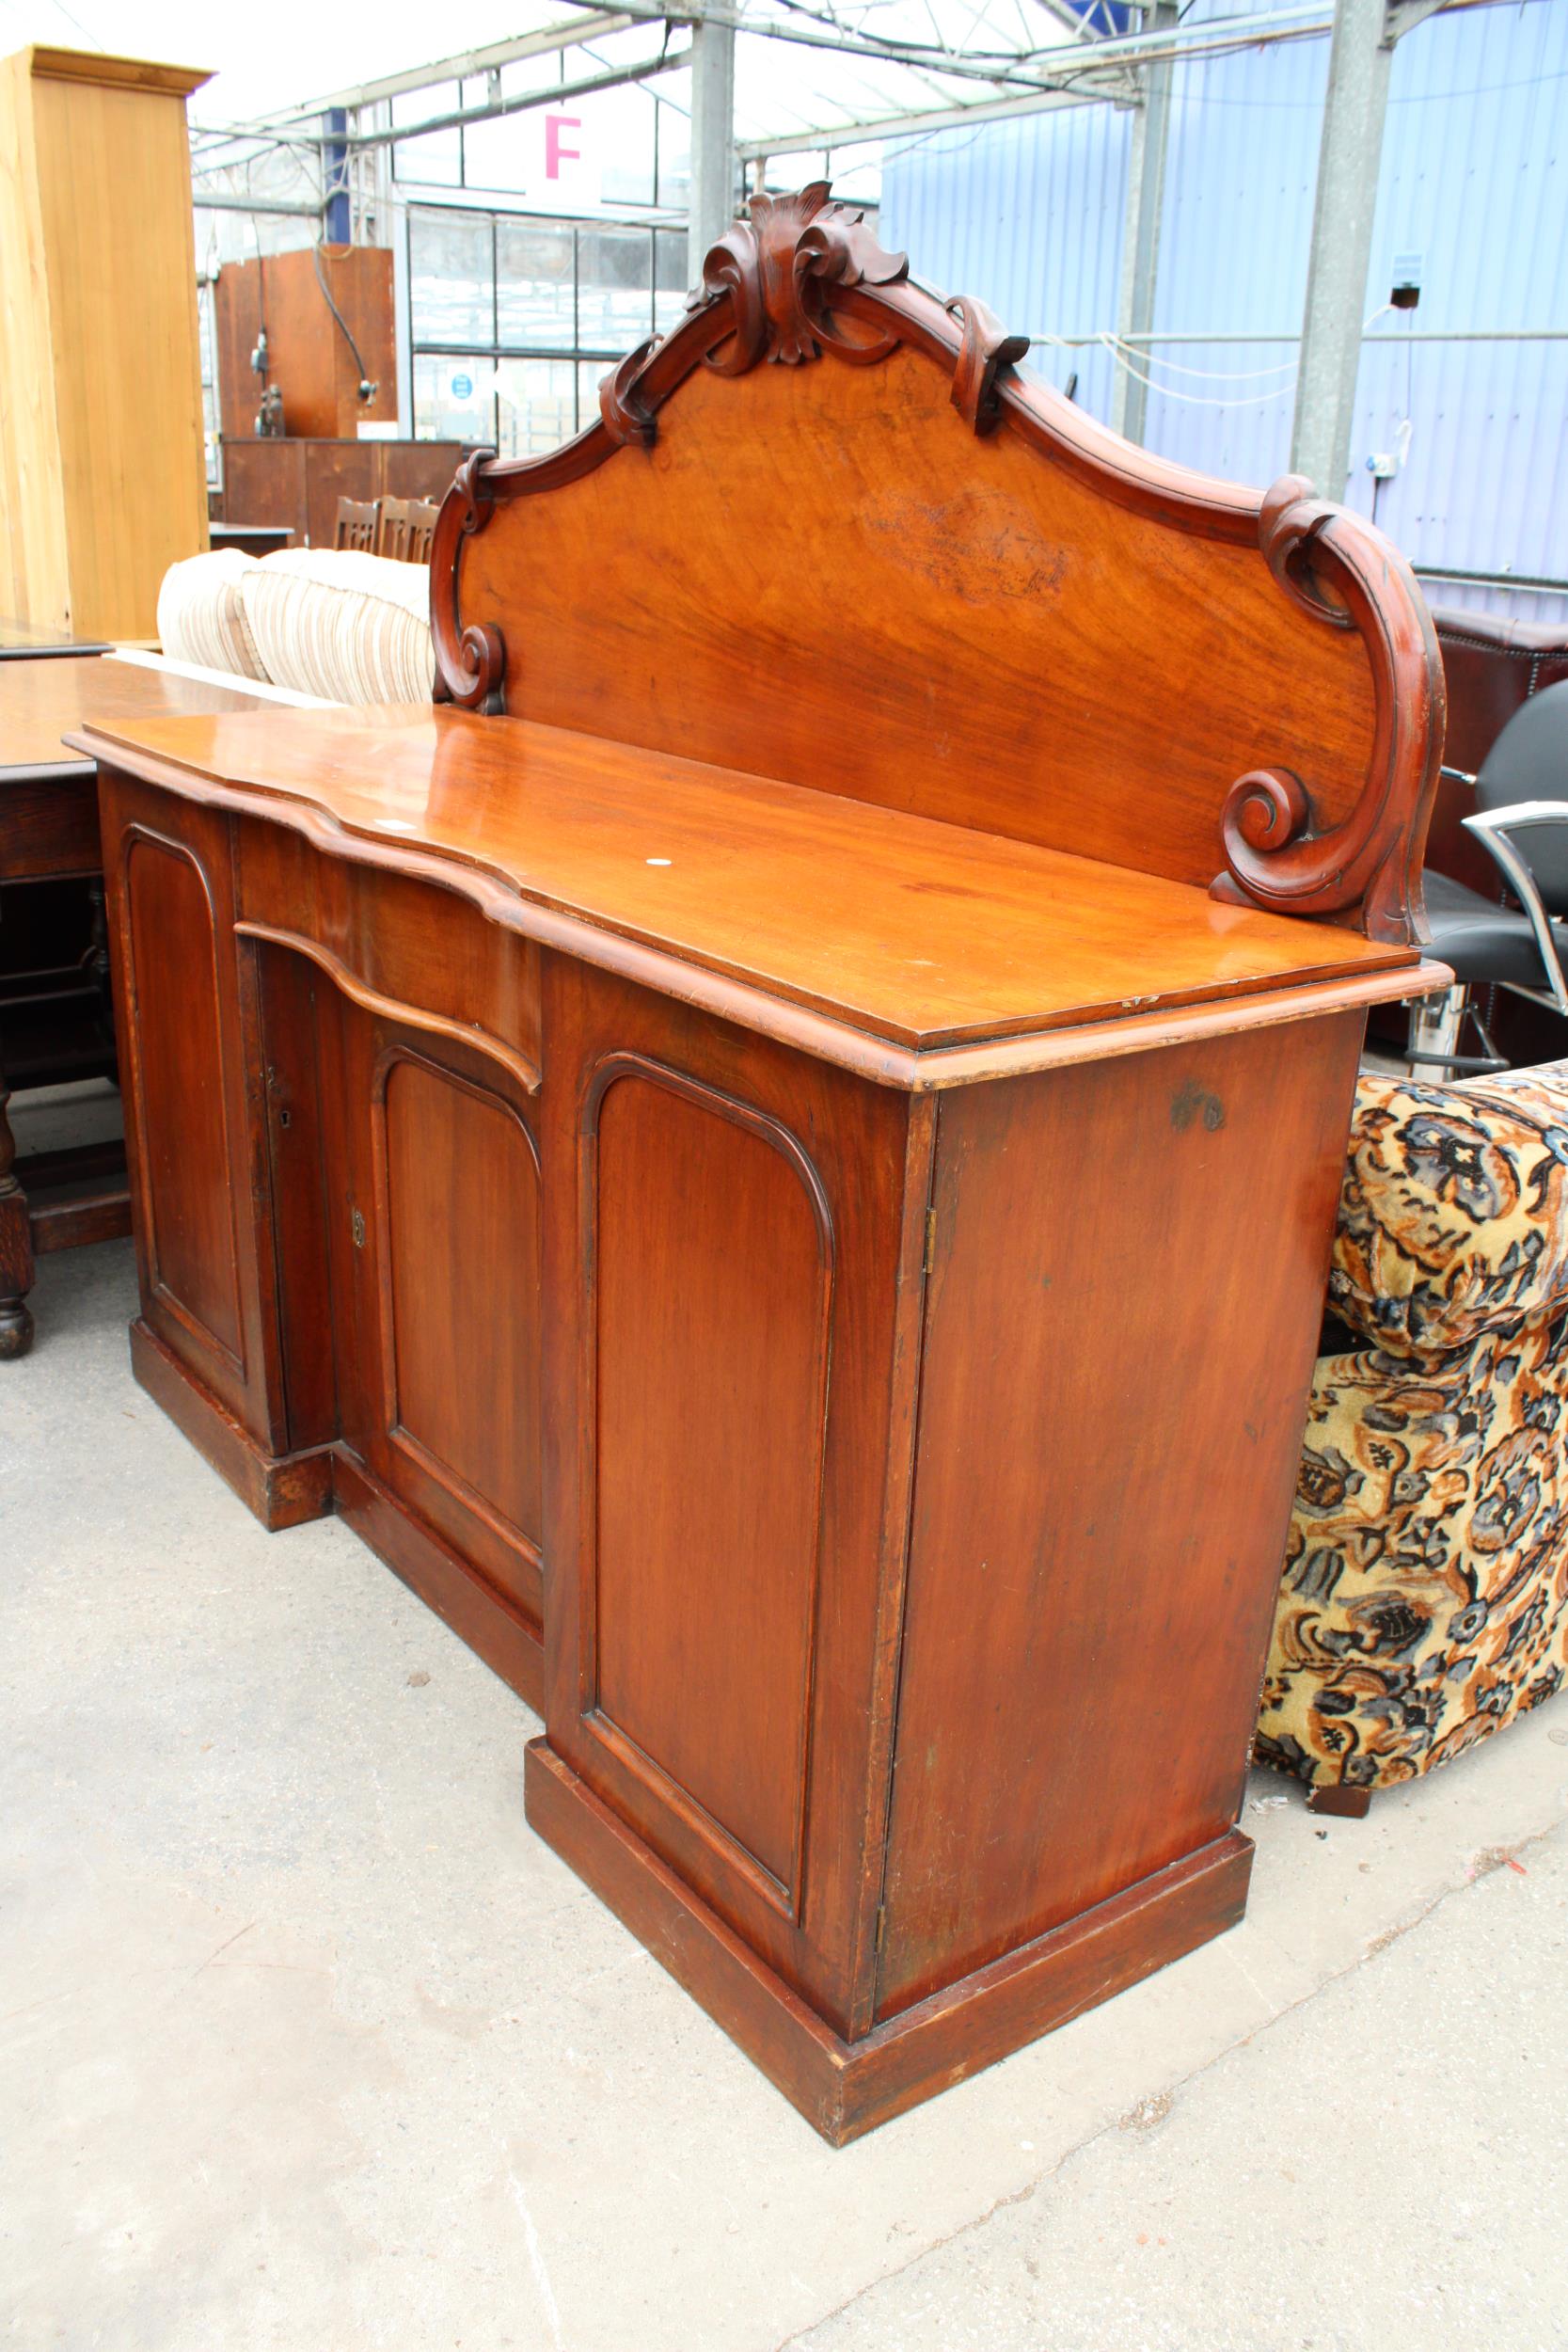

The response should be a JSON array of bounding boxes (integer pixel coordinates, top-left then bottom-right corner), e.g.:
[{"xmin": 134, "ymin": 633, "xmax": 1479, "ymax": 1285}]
[
  {"xmin": 601, "ymin": 338, "xmax": 661, "ymax": 449},
  {"xmin": 431, "ymin": 451, "xmax": 507, "ymax": 711},
  {"xmin": 424, "ymin": 179, "xmax": 1442, "ymax": 946},
  {"xmin": 1217, "ymin": 474, "xmax": 1444, "ymax": 945},
  {"xmin": 947, "ymin": 296, "xmax": 1030, "ymax": 437}
]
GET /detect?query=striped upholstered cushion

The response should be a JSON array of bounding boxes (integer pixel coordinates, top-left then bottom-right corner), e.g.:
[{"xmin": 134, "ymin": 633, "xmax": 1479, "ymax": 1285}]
[
  {"xmin": 238, "ymin": 548, "xmax": 435, "ymax": 705},
  {"xmin": 156, "ymin": 550, "xmax": 269, "ymax": 679}
]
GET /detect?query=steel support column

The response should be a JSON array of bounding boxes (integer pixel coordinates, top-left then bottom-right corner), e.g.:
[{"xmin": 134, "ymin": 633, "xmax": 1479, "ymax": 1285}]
[
  {"xmin": 1111, "ymin": 0, "xmax": 1177, "ymax": 446},
  {"xmin": 687, "ymin": 13, "xmax": 737, "ymax": 287},
  {"xmin": 1290, "ymin": 0, "xmax": 1394, "ymax": 494},
  {"xmin": 324, "ymin": 106, "xmax": 351, "ymax": 244}
]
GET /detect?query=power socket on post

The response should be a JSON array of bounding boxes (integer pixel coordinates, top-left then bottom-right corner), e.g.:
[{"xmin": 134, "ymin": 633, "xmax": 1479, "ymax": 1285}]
[{"xmin": 1366, "ymin": 453, "xmax": 1398, "ymax": 480}]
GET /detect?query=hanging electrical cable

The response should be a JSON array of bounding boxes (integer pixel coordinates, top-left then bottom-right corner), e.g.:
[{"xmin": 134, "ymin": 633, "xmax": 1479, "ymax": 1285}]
[
  {"xmin": 312, "ymin": 243, "xmax": 378, "ymax": 407},
  {"xmin": 1093, "ymin": 330, "xmax": 1299, "ymax": 382},
  {"xmin": 1079, "ymin": 333, "xmax": 1296, "ymax": 405}
]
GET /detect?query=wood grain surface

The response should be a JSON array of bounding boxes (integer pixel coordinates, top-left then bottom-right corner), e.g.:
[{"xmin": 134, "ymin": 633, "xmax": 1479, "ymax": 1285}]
[
  {"xmin": 0, "ymin": 48, "xmax": 211, "ymax": 639},
  {"xmin": 462, "ymin": 349, "xmax": 1382, "ymax": 873},
  {"xmin": 1, "ymin": 656, "xmax": 277, "ymax": 772},
  {"xmin": 876, "ymin": 1010, "xmax": 1364, "ymax": 2018},
  {"xmin": 432, "ymin": 186, "xmax": 1445, "ymax": 944},
  {"xmin": 78, "ymin": 704, "xmax": 1417, "ymax": 1056}
]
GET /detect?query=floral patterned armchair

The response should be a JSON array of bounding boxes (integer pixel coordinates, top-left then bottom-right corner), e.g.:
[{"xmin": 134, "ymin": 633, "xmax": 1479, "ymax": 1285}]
[{"xmin": 1257, "ymin": 1059, "xmax": 1568, "ymax": 1815}]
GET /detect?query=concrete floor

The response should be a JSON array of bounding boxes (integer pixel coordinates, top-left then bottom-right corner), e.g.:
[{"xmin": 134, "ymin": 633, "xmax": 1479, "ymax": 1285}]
[{"xmin": 4, "ymin": 1206, "xmax": 1568, "ymax": 2350}]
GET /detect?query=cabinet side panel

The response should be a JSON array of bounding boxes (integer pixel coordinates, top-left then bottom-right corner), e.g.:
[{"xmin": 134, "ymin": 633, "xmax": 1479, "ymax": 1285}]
[
  {"xmin": 593, "ymin": 1067, "xmax": 832, "ymax": 1902},
  {"xmin": 123, "ymin": 831, "xmax": 244, "ymax": 1366},
  {"xmin": 0, "ymin": 57, "xmax": 67, "ymax": 634},
  {"xmin": 33, "ymin": 74, "xmax": 207, "ymax": 636},
  {"xmin": 878, "ymin": 1011, "xmax": 1364, "ymax": 2019}
]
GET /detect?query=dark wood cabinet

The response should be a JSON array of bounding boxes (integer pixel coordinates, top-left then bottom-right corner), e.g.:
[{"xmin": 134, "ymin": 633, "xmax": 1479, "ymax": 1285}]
[
  {"xmin": 219, "ymin": 437, "xmax": 470, "ymax": 552},
  {"xmin": 214, "ymin": 247, "xmax": 398, "ymax": 441},
  {"xmin": 83, "ymin": 187, "xmax": 1448, "ymax": 2140}
]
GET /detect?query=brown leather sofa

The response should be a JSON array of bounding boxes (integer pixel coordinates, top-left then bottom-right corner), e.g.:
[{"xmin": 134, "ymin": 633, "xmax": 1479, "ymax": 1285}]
[
  {"xmin": 1429, "ymin": 607, "xmax": 1568, "ymax": 897},
  {"xmin": 1389, "ymin": 609, "xmax": 1568, "ymax": 1070}
]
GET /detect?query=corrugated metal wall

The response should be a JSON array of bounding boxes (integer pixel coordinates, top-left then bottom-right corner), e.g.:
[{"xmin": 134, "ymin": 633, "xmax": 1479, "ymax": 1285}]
[
  {"xmin": 880, "ymin": 0, "xmax": 1568, "ymax": 627},
  {"xmin": 1355, "ymin": 0, "xmax": 1568, "ymax": 620},
  {"xmin": 1139, "ymin": 1, "xmax": 1327, "ymax": 489},
  {"xmin": 887, "ymin": 100, "xmax": 1130, "ymax": 421}
]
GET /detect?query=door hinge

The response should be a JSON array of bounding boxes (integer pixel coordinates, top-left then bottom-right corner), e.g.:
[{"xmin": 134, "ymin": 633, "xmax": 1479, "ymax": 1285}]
[
  {"xmin": 350, "ymin": 1206, "xmax": 366, "ymax": 1249},
  {"xmin": 874, "ymin": 1901, "xmax": 887, "ymax": 1953},
  {"xmin": 922, "ymin": 1206, "xmax": 938, "ymax": 1277}
]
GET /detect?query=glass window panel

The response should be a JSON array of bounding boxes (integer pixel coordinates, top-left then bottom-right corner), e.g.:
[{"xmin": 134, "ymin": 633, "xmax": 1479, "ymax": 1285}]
[
  {"xmin": 414, "ymin": 352, "xmax": 495, "ymax": 447},
  {"xmin": 578, "ymin": 358, "xmax": 607, "ymax": 433},
  {"xmin": 594, "ymin": 85, "xmax": 657, "ymax": 210},
  {"xmin": 460, "ymin": 109, "xmax": 536, "ymax": 196},
  {"xmin": 496, "ymin": 221, "xmax": 576, "ymax": 351},
  {"xmin": 496, "ymin": 358, "xmax": 579, "ymax": 459},
  {"xmin": 393, "ymin": 82, "xmax": 456, "ymax": 125},
  {"xmin": 654, "ymin": 228, "xmax": 689, "ymax": 332},
  {"xmin": 394, "ymin": 127, "xmax": 463, "ymax": 188},
  {"xmin": 655, "ymin": 76, "xmax": 690, "ymax": 213},
  {"xmin": 409, "ymin": 210, "xmax": 493, "ymax": 346},
  {"xmin": 576, "ymin": 225, "xmax": 653, "ymax": 353}
]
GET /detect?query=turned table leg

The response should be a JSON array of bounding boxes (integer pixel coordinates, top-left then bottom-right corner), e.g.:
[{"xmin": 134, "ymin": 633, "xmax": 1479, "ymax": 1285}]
[{"xmin": 0, "ymin": 1079, "xmax": 37, "ymax": 1359}]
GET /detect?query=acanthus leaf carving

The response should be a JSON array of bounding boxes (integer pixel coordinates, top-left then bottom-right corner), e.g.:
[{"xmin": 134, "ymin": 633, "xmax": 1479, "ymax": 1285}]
[{"xmin": 700, "ymin": 183, "xmax": 909, "ymax": 375}]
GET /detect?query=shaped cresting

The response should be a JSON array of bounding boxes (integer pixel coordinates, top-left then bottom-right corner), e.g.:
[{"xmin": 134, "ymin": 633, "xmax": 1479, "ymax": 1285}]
[{"xmin": 430, "ymin": 183, "xmax": 1445, "ymax": 947}]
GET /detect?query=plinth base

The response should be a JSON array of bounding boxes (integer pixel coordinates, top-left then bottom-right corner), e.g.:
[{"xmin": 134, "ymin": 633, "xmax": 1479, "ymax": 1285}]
[{"xmin": 524, "ymin": 1738, "xmax": 1254, "ymax": 2145}]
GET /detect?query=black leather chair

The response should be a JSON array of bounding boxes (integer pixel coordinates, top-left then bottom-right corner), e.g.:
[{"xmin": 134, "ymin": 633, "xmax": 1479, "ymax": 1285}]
[{"xmin": 1413, "ymin": 677, "xmax": 1568, "ymax": 1073}]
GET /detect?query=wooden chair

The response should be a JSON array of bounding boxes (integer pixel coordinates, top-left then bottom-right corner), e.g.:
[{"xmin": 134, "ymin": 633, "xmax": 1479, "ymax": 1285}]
[
  {"xmin": 374, "ymin": 496, "xmax": 411, "ymax": 562},
  {"xmin": 405, "ymin": 499, "xmax": 439, "ymax": 564},
  {"xmin": 377, "ymin": 496, "xmax": 439, "ymax": 564},
  {"xmin": 334, "ymin": 497, "xmax": 378, "ymax": 553}
]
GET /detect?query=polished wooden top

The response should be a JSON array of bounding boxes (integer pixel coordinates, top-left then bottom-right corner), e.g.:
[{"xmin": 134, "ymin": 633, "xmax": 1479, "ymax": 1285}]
[
  {"xmin": 77, "ymin": 704, "xmax": 1420, "ymax": 1053},
  {"xmin": 0, "ymin": 654, "xmax": 277, "ymax": 775}
]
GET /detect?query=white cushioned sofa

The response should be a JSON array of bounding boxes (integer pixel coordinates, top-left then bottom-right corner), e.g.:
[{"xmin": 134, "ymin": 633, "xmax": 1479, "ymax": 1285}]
[{"xmin": 156, "ymin": 545, "xmax": 436, "ymax": 706}]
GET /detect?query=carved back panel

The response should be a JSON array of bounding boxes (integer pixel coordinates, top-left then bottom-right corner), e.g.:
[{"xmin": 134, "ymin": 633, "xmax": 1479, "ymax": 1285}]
[{"xmin": 433, "ymin": 187, "xmax": 1444, "ymax": 942}]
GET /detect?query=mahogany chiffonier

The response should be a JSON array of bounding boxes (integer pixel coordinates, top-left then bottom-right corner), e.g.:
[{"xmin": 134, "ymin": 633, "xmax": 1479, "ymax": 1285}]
[{"xmin": 76, "ymin": 190, "xmax": 1448, "ymax": 2142}]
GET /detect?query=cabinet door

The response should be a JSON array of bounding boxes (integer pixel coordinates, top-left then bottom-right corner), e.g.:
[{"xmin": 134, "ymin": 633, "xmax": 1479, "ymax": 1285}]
[
  {"xmin": 103, "ymin": 769, "xmax": 283, "ymax": 1443},
  {"xmin": 326, "ymin": 993, "xmax": 545, "ymax": 1637},
  {"xmin": 542, "ymin": 956, "xmax": 929, "ymax": 2036}
]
